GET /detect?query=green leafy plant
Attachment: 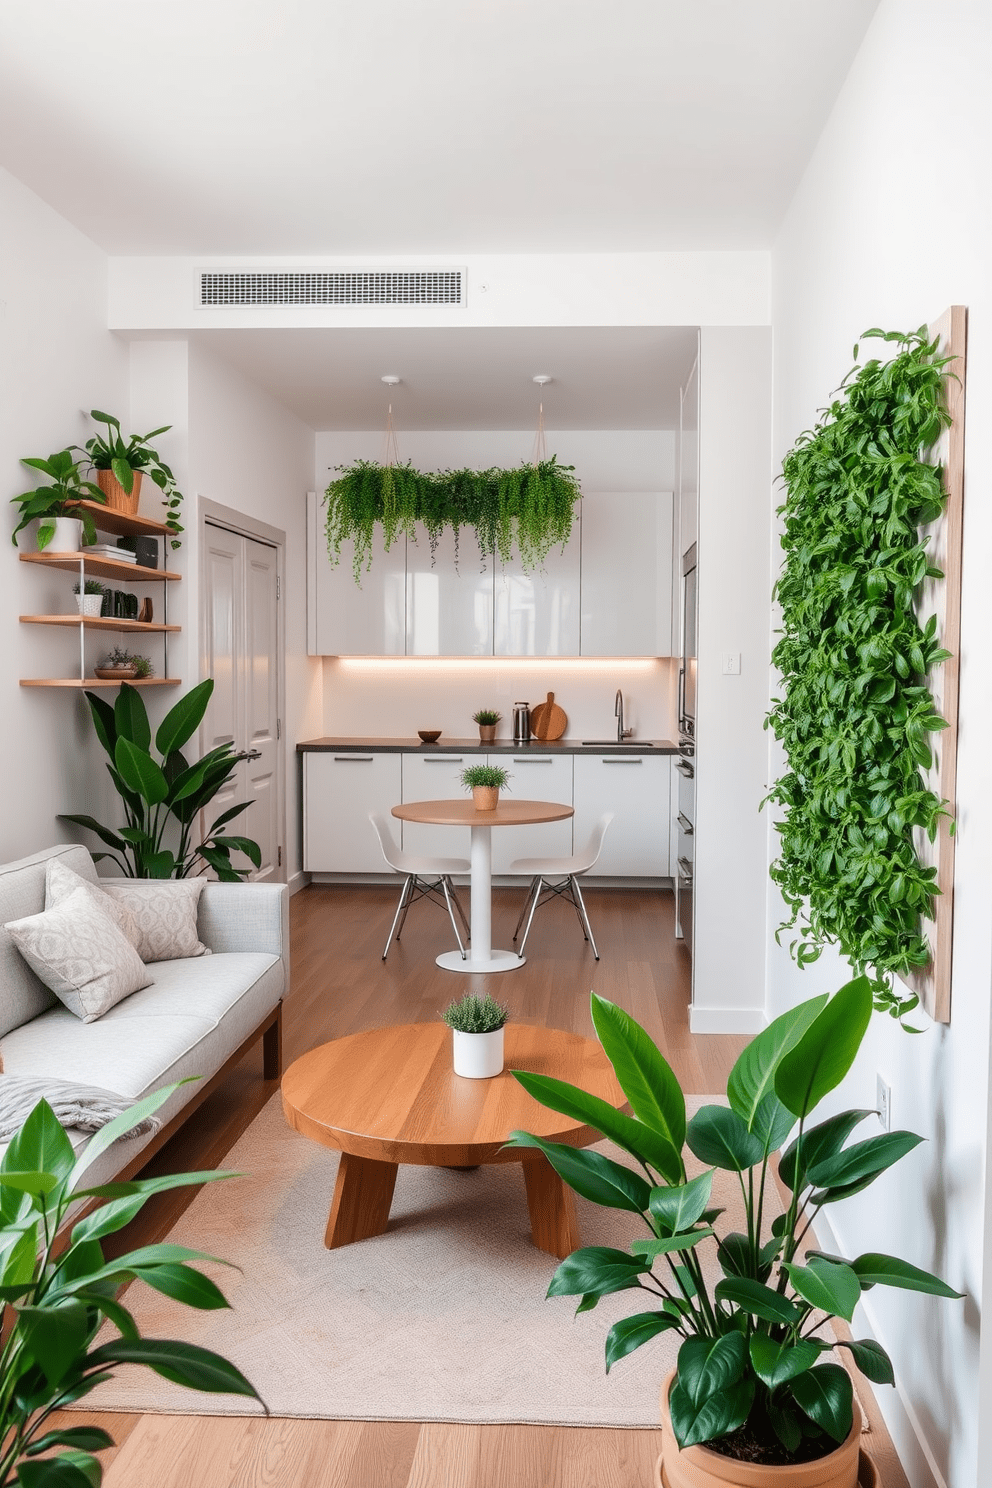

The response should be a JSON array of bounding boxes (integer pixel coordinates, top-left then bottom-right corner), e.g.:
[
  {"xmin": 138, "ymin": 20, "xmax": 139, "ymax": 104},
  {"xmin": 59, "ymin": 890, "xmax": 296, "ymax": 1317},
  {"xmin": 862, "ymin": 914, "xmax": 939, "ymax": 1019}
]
[
  {"xmin": 78, "ymin": 410, "xmax": 184, "ymax": 550},
  {"xmin": 61, "ymin": 679, "xmax": 261, "ymax": 881},
  {"xmin": 0, "ymin": 1084, "xmax": 262, "ymax": 1487},
  {"xmin": 96, "ymin": 647, "xmax": 152, "ymax": 678},
  {"xmin": 765, "ymin": 327, "xmax": 955, "ymax": 1024},
  {"xmin": 73, "ymin": 579, "xmax": 105, "ymax": 597},
  {"xmin": 471, "ymin": 709, "xmax": 501, "ymax": 726},
  {"xmin": 323, "ymin": 457, "xmax": 580, "ymax": 581},
  {"xmin": 507, "ymin": 982, "xmax": 961, "ymax": 1468},
  {"xmin": 441, "ymin": 991, "xmax": 511, "ymax": 1034},
  {"xmin": 10, "ymin": 451, "xmax": 106, "ymax": 550},
  {"xmin": 459, "ymin": 764, "xmax": 511, "ymax": 791}
]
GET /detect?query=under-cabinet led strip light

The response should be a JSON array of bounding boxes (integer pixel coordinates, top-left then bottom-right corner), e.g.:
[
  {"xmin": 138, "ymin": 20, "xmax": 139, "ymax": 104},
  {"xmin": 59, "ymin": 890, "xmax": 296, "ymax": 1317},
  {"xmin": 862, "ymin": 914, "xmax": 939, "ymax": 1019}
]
[{"xmin": 337, "ymin": 657, "xmax": 660, "ymax": 672}]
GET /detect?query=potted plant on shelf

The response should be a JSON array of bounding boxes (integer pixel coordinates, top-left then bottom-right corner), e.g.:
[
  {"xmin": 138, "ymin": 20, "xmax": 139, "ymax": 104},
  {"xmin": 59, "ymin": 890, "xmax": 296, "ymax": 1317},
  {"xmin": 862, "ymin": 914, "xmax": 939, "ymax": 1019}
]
[
  {"xmin": 0, "ymin": 1086, "xmax": 262, "ymax": 1486},
  {"xmin": 73, "ymin": 577, "xmax": 106, "ymax": 617},
  {"xmin": 506, "ymin": 979, "xmax": 962, "ymax": 1488},
  {"xmin": 472, "ymin": 708, "xmax": 502, "ymax": 743},
  {"xmin": 442, "ymin": 992, "xmax": 511, "ymax": 1079},
  {"xmin": 10, "ymin": 449, "xmax": 106, "ymax": 552},
  {"xmin": 61, "ymin": 678, "xmax": 261, "ymax": 881},
  {"xmin": 78, "ymin": 409, "xmax": 184, "ymax": 548},
  {"xmin": 460, "ymin": 763, "xmax": 510, "ymax": 811}
]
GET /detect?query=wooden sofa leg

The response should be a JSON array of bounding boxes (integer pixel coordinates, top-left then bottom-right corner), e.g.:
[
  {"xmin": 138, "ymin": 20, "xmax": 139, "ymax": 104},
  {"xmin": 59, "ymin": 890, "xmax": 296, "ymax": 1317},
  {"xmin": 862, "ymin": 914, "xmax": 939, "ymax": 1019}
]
[{"xmin": 263, "ymin": 1002, "xmax": 283, "ymax": 1081}]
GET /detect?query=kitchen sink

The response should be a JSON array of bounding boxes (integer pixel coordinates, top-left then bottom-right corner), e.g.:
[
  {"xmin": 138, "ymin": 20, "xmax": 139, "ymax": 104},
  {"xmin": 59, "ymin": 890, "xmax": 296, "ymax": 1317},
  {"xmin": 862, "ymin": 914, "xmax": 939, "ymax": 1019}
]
[{"xmin": 580, "ymin": 740, "xmax": 657, "ymax": 748}]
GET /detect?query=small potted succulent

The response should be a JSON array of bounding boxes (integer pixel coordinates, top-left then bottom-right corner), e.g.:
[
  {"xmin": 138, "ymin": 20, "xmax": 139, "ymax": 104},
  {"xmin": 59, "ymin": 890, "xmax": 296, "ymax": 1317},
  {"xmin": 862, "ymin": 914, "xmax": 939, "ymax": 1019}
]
[
  {"xmin": 507, "ymin": 978, "xmax": 961, "ymax": 1488},
  {"xmin": 78, "ymin": 409, "xmax": 184, "ymax": 547},
  {"xmin": 442, "ymin": 991, "xmax": 511, "ymax": 1078},
  {"xmin": 73, "ymin": 576, "xmax": 106, "ymax": 617},
  {"xmin": 94, "ymin": 646, "xmax": 153, "ymax": 681},
  {"xmin": 10, "ymin": 449, "xmax": 105, "ymax": 552},
  {"xmin": 460, "ymin": 763, "xmax": 510, "ymax": 811},
  {"xmin": 472, "ymin": 708, "xmax": 502, "ymax": 743}
]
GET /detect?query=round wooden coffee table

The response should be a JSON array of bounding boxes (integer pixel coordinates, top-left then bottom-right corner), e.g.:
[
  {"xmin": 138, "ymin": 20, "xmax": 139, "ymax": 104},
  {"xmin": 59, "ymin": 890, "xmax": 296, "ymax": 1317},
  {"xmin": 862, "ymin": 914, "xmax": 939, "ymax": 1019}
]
[{"xmin": 281, "ymin": 1022, "xmax": 628, "ymax": 1259}]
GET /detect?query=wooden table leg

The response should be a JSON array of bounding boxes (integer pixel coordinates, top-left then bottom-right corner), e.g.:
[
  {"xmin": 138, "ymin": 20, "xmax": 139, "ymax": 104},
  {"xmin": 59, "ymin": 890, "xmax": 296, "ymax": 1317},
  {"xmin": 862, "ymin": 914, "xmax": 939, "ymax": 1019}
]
[
  {"xmin": 325, "ymin": 1152, "xmax": 399, "ymax": 1249},
  {"xmin": 522, "ymin": 1155, "xmax": 581, "ymax": 1259}
]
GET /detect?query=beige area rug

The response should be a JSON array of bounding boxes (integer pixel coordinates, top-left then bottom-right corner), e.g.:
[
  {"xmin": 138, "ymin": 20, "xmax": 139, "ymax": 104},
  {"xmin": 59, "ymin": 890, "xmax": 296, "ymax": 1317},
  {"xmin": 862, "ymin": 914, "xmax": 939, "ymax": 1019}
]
[{"xmin": 81, "ymin": 1094, "xmax": 772, "ymax": 1428}]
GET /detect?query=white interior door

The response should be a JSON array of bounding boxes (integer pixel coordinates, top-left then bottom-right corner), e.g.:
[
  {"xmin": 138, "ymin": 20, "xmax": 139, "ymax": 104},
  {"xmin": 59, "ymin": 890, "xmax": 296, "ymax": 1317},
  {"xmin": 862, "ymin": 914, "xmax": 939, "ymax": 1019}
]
[{"xmin": 202, "ymin": 520, "xmax": 283, "ymax": 881}]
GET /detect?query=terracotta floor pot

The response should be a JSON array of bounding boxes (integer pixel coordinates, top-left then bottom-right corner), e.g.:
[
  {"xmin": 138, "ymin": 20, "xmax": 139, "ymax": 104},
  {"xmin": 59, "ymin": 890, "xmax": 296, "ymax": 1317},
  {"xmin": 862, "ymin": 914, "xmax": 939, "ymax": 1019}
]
[
  {"xmin": 656, "ymin": 1370, "xmax": 874, "ymax": 1488},
  {"xmin": 472, "ymin": 785, "xmax": 499, "ymax": 810},
  {"xmin": 96, "ymin": 467, "xmax": 143, "ymax": 515}
]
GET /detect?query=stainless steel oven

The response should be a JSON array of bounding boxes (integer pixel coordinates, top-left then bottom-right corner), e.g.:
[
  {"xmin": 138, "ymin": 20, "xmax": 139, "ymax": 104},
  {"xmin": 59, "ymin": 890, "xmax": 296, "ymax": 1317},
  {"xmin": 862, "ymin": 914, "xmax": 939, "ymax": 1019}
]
[
  {"xmin": 674, "ymin": 752, "xmax": 694, "ymax": 955},
  {"xmin": 678, "ymin": 542, "xmax": 697, "ymax": 742}
]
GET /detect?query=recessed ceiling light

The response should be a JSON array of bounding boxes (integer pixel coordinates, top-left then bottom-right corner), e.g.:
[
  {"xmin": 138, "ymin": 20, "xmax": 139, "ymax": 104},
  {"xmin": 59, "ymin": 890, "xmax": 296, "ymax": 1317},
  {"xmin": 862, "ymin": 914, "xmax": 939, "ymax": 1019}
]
[
  {"xmin": 532, "ymin": 375, "xmax": 552, "ymax": 386},
  {"xmin": 381, "ymin": 375, "xmax": 401, "ymax": 386}
]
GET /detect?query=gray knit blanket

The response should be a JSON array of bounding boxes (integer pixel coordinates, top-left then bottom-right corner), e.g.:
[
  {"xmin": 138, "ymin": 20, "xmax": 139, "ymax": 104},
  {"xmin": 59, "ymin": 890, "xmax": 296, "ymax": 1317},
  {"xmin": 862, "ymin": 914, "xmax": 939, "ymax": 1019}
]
[{"xmin": 0, "ymin": 1076, "xmax": 161, "ymax": 1143}]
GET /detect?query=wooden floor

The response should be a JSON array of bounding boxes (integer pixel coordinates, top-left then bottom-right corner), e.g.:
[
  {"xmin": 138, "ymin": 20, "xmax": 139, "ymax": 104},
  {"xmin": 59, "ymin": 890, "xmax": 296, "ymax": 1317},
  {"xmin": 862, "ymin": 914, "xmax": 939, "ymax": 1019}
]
[{"xmin": 58, "ymin": 883, "xmax": 905, "ymax": 1486}]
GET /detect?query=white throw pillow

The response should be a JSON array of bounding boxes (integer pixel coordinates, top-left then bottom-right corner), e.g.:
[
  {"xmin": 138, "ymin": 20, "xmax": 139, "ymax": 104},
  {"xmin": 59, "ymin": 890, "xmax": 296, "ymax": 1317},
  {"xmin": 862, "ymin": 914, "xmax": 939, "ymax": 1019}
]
[
  {"xmin": 46, "ymin": 857, "xmax": 141, "ymax": 951},
  {"xmin": 99, "ymin": 879, "xmax": 210, "ymax": 963},
  {"xmin": 4, "ymin": 886, "xmax": 152, "ymax": 1023}
]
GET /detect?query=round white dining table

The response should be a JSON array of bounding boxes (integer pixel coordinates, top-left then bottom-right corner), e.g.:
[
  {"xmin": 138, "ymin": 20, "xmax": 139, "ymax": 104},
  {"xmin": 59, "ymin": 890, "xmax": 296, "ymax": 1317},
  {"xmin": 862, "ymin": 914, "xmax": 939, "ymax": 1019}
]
[{"xmin": 390, "ymin": 797, "xmax": 574, "ymax": 972}]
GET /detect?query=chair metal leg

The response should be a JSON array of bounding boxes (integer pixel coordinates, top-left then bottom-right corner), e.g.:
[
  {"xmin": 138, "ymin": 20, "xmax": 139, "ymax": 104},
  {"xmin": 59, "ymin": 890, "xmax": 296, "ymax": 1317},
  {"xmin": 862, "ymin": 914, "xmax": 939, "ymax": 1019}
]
[
  {"xmin": 570, "ymin": 875, "xmax": 600, "ymax": 960},
  {"xmin": 445, "ymin": 876, "xmax": 472, "ymax": 942},
  {"xmin": 440, "ymin": 875, "xmax": 468, "ymax": 959},
  {"xmin": 512, "ymin": 877, "xmax": 540, "ymax": 942},
  {"xmin": 517, "ymin": 875, "xmax": 546, "ymax": 957},
  {"xmin": 383, "ymin": 875, "xmax": 413, "ymax": 959}
]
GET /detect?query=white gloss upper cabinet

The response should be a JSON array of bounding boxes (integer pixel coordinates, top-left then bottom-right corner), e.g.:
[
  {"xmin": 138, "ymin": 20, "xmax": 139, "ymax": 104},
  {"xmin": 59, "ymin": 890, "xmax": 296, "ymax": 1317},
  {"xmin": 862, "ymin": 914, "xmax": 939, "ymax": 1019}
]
[
  {"xmin": 307, "ymin": 493, "xmax": 405, "ymax": 656},
  {"xmin": 580, "ymin": 492, "xmax": 674, "ymax": 657},
  {"xmin": 494, "ymin": 513, "xmax": 581, "ymax": 656},
  {"xmin": 405, "ymin": 526, "xmax": 494, "ymax": 656}
]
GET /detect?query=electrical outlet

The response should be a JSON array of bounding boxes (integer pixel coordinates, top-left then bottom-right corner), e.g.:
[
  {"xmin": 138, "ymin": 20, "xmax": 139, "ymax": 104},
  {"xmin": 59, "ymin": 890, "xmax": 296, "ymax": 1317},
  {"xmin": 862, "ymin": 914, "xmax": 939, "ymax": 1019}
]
[
  {"xmin": 722, "ymin": 652, "xmax": 741, "ymax": 676},
  {"xmin": 876, "ymin": 1074, "xmax": 891, "ymax": 1132}
]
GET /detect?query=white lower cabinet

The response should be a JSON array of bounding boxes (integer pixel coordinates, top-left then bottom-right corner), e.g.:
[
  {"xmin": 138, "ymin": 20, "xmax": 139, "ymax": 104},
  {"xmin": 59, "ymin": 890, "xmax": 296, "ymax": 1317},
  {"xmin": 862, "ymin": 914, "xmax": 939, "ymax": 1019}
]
[
  {"xmin": 490, "ymin": 753, "xmax": 574, "ymax": 873},
  {"xmin": 400, "ymin": 753, "xmax": 474, "ymax": 860},
  {"xmin": 303, "ymin": 752, "xmax": 402, "ymax": 872},
  {"xmin": 572, "ymin": 754, "xmax": 670, "ymax": 877}
]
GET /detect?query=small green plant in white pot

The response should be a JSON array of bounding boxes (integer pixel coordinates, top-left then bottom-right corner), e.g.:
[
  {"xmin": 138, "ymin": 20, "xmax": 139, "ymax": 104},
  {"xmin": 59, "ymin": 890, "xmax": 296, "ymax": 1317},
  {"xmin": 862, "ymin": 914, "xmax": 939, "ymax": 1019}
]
[
  {"xmin": 73, "ymin": 577, "xmax": 106, "ymax": 617},
  {"xmin": 460, "ymin": 763, "xmax": 510, "ymax": 811},
  {"xmin": 442, "ymin": 992, "xmax": 511, "ymax": 1078},
  {"xmin": 11, "ymin": 449, "xmax": 105, "ymax": 552}
]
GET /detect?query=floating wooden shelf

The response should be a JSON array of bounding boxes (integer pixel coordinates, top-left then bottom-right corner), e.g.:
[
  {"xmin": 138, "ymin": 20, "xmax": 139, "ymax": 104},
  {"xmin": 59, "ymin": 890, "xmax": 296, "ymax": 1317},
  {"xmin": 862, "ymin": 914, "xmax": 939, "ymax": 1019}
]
[
  {"xmin": 20, "ymin": 677, "xmax": 182, "ymax": 689},
  {"xmin": 19, "ymin": 552, "xmax": 180, "ymax": 582},
  {"xmin": 20, "ymin": 615, "xmax": 181, "ymax": 634},
  {"xmin": 74, "ymin": 500, "xmax": 174, "ymax": 539}
]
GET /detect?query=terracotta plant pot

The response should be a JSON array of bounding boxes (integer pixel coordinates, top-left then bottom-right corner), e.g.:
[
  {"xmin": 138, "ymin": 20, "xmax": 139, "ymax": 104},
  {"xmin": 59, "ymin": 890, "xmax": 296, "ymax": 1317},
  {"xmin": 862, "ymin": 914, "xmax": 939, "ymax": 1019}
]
[
  {"xmin": 472, "ymin": 785, "xmax": 499, "ymax": 811},
  {"xmin": 478, "ymin": 724, "xmax": 497, "ymax": 743},
  {"xmin": 96, "ymin": 467, "xmax": 143, "ymax": 516},
  {"xmin": 657, "ymin": 1371, "xmax": 873, "ymax": 1488},
  {"xmin": 94, "ymin": 665, "xmax": 139, "ymax": 681}
]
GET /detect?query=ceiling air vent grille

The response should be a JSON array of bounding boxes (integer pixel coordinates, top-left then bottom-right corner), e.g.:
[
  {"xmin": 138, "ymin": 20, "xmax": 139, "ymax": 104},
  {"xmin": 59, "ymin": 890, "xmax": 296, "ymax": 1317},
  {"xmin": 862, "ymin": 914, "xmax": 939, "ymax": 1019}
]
[{"xmin": 200, "ymin": 269, "xmax": 463, "ymax": 306}]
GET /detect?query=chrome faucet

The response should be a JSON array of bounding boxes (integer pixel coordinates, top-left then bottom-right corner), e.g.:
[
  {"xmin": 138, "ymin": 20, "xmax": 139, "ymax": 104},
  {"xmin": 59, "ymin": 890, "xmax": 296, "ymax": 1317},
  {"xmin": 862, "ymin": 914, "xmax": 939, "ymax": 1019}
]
[{"xmin": 615, "ymin": 689, "xmax": 633, "ymax": 743}]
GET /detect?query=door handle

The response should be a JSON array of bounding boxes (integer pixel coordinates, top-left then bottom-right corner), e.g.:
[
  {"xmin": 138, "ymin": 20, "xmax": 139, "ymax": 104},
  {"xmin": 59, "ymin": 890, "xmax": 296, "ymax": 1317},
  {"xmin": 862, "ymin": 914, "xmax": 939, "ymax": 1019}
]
[
  {"xmin": 245, "ymin": 749, "xmax": 263, "ymax": 761},
  {"xmin": 674, "ymin": 759, "xmax": 694, "ymax": 778},
  {"xmin": 677, "ymin": 857, "xmax": 694, "ymax": 885},
  {"xmin": 677, "ymin": 812, "xmax": 694, "ymax": 835}
]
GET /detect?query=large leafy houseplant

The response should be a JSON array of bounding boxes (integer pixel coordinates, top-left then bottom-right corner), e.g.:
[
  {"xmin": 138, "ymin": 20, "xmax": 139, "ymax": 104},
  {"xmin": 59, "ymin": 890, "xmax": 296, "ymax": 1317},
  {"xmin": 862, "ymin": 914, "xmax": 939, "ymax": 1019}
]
[
  {"xmin": 765, "ymin": 327, "xmax": 955, "ymax": 1024},
  {"xmin": 324, "ymin": 456, "xmax": 580, "ymax": 580},
  {"xmin": 10, "ymin": 451, "xmax": 106, "ymax": 551},
  {"xmin": 77, "ymin": 410, "xmax": 184, "ymax": 550},
  {"xmin": 0, "ymin": 1085, "xmax": 261, "ymax": 1487},
  {"xmin": 61, "ymin": 680, "xmax": 261, "ymax": 881},
  {"xmin": 507, "ymin": 980, "xmax": 961, "ymax": 1473}
]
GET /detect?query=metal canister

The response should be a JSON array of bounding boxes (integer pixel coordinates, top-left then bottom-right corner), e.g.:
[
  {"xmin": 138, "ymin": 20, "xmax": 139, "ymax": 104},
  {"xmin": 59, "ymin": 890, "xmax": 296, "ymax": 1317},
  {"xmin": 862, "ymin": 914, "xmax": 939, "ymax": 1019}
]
[{"xmin": 512, "ymin": 702, "xmax": 531, "ymax": 743}]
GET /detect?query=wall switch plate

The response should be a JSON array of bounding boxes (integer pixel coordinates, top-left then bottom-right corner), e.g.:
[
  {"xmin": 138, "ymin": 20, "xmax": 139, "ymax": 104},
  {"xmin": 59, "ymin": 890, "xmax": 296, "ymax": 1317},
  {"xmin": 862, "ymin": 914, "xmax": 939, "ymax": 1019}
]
[
  {"xmin": 722, "ymin": 652, "xmax": 741, "ymax": 676},
  {"xmin": 876, "ymin": 1073, "xmax": 891, "ymax": 1131}
]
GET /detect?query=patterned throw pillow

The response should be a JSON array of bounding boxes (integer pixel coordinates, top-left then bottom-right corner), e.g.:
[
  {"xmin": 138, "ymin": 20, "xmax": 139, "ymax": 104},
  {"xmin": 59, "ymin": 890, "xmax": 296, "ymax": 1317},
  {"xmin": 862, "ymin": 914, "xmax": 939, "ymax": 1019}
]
[
  {"xmin": 4, "ymin": 886, "xmax": 152, "ymax": 1023},
  {"xmin": 99, "ymin": 879, "xmax": 210, "ymax": 963},
  {"xmin": 46, "ymin": 857, "xmax": 141, "ymax": 950}
]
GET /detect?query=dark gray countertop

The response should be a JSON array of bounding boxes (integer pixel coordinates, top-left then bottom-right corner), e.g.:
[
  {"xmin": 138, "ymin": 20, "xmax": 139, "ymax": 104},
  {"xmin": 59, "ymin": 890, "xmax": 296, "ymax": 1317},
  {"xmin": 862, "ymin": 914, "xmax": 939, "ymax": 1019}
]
[{"xmin": 296, "ymin": 736, "xmax": 679, "ymax": 755}]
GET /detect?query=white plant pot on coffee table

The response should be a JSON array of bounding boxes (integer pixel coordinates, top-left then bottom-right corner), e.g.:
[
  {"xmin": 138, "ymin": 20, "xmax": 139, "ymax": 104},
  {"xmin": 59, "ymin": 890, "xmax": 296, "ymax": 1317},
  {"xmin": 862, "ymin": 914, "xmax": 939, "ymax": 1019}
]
[{"xmin": 452, "ymin": 1027, "xmax": 504, "ymax": 1079}]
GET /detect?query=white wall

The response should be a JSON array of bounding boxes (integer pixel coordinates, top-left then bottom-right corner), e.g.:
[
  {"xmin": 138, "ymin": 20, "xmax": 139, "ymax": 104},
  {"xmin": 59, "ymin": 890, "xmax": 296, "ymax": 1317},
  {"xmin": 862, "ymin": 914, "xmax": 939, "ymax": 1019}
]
[
  {"xmin": 0, "ymin": 167, "xmax": 130, "ymax": 861},
  {"xmin": 768, "ymin": 6, "xmax": 992, "ymax": 1486},
  {"xmin": 314, "ymin": 430, "xmax": 678, "ymax": 741}
]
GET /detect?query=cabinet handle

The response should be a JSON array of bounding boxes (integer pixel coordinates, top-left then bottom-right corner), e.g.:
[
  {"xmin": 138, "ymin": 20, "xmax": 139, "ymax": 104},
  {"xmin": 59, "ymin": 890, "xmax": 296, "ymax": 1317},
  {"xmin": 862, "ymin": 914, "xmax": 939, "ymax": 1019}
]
[
  {"xmin": 333, "ymin": 756, "xmax": 373, "ymax": 762},
  {"xmin": 677, "ymin": 857, "xmax": 694, "ymax": 884},
  {"xmin": 513, "ymin": 757, "xmax": 552, "ymax": 763},
  {"xmin": 424, "ymin": 756, "xmax": 462, "ymax": 762},
  {"xmin": 674, "ymin": 759, "xmax": 694, "ymax": 778},
  {"xmin": 603, "ymin": 757, "xmax": 642, "ymax": 764},
  {"xmin": 677, "ymin": 812, "xmax": 694, "ymax": 835}
]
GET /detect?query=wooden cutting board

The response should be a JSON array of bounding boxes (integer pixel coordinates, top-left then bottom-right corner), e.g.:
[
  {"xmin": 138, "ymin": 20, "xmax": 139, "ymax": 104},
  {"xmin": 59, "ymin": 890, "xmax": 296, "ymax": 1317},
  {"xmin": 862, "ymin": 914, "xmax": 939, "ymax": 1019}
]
[{"xmin": 529, "ymin": 691, "xmax": 567, "ymax": 741}]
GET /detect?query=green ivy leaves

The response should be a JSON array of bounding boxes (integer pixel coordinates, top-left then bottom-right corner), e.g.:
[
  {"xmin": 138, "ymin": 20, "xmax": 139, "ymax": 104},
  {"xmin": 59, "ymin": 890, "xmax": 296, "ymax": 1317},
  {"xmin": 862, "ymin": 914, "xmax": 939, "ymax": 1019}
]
[{"xmin": 765, "ymin": 327, "xmax": 954, "ymax": 1023}]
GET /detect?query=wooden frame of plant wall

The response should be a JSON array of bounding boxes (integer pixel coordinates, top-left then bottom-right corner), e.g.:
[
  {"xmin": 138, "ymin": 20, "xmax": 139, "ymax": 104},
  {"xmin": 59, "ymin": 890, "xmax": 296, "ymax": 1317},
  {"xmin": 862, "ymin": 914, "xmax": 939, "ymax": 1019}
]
[{"xmin": 903, "ymin": 305, "xmax": 967, "ymax": 1022}]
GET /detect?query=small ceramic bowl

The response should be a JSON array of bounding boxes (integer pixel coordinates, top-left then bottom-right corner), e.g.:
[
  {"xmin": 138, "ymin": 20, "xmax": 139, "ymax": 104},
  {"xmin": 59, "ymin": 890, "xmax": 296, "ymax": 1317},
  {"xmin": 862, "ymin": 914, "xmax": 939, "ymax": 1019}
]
[{"xmin": 417, "ymin": 730, "xmax": 442, "ymax": 743}]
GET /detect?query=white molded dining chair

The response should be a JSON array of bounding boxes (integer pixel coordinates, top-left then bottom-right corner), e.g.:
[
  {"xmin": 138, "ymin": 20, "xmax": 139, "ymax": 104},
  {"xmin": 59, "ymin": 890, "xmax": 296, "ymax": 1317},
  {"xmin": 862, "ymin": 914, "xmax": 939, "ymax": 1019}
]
[
  {"xmin": 369, "ymin": 812, "xmax": 472, "ymax": 961},
  {"xmin": 508, "ymin": 812, "xmax": 614, "ymax": 961}
]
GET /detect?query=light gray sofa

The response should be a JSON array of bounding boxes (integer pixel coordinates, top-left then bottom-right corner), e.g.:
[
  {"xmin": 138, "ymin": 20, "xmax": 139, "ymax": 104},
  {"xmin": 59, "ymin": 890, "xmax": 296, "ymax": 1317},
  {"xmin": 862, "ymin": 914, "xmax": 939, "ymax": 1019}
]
[{"xmin": 0, "ymin": 843, "xmax": 288, "ymax": 1191}]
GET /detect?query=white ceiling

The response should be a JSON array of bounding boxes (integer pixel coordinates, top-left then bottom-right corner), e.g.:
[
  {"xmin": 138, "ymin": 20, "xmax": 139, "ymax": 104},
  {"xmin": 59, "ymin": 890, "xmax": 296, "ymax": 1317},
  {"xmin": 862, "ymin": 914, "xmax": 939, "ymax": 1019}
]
[
  {"xmin": 0, "ymin": 0, "xmax": 880, "ymax": 257},
  {"xmin": 169, "ymin": 325, "xmax": 699, "ymax": 429}
]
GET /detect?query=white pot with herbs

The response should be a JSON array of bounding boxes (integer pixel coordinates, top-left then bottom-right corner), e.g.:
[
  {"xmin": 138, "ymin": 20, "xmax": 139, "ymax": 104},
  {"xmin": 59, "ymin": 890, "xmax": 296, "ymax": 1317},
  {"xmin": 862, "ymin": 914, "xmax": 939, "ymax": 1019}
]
[
  {"xmin": 442, "ymin": 992, "xmax": 510, "ymax": 1079},
  {"xmin": 73, "ymin": 578, "xmax": 106, "ymax": 617}
]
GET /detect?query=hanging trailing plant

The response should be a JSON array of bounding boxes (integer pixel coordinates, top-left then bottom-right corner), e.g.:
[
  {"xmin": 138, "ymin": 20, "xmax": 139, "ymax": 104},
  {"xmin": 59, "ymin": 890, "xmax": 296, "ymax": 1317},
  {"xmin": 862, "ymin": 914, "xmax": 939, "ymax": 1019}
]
[
  {"xmin": 764, "ymin": 327, "xmax": 955, "ymax": 1026},
  {"xmin": 323, "ymin": 456, "xmax": 580, "ymax": 581}
]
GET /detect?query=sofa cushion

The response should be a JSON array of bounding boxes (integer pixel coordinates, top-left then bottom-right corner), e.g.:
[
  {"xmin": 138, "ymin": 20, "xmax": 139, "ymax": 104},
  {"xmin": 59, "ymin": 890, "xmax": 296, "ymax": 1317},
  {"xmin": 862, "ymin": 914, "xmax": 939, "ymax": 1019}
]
[
  {"xmin": 0, "ymin": 846, "xmax": 99, "ymax": 1037},
  {"xmin": 46, "ymin": 857, "xmax": 141, "ymax": 951},
  {"xmin": 4, "ymin": 886, "xmax": 152, "ymax": 1023},
  {"xmin": 100, "ymin": 879, "xmax": 210, "ymax": 963}
]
